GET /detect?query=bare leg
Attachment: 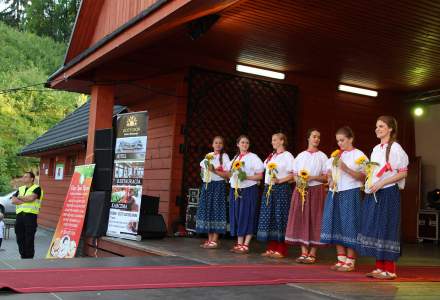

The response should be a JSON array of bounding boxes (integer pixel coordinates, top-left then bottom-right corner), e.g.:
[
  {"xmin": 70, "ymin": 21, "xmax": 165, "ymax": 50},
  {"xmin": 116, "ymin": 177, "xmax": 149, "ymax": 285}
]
[
  {"xmin": 212, "ymin": 233, "xmax": 219, "ymax": 242},
  {"xmin": 237, "ymin": 236, "xmax": 244, "ymax": 245},
  {"xmin": 309, "ymin": 246, "xmax": 317, "ymax": 257},
  {"xmin": 244, "ymin": 234, "xmax": 253, "ymax": 246},
  {"xmin": 336, "ymin": 244, "xmax": 346, "ymax": 256},
  {"xmin": 301, "ymin": 245, "xmax": 309, "ymax": 255}
]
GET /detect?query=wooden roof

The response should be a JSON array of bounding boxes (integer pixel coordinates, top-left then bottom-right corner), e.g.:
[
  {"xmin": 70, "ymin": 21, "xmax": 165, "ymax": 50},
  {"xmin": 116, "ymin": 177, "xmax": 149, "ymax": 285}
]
[
  {"xmin": 50, "ymin": 0, "xmax": 440, "ymax": 93},
  {"xmin": 20, "ymin": 102, "xmax": 126, "ymax": 156}
]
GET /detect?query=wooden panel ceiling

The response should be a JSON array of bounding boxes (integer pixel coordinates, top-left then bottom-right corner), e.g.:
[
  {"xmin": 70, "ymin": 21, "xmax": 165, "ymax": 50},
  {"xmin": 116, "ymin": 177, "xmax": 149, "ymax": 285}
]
[{"xmin": 140, "ymin": 0, "xmax": 440, "ymax": 92}]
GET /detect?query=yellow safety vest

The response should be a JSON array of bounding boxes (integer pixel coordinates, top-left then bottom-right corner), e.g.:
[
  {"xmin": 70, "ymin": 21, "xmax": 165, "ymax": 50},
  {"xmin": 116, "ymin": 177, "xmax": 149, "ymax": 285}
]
[{"xmin": 16, "ymin": 184, "xmax": 44, "ymax": 214}]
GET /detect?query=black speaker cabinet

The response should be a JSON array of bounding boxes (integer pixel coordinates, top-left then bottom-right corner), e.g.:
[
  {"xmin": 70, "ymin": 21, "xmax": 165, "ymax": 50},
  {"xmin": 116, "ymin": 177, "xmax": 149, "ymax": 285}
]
[
  {"xmin": 95, "ymin": 128, "xmax": 113, "ymax": 150},
  {"xmin": 138, "ymin": 214, "xmax": 167, "ymax": 239},
  {"xmin": 140, "ymin": 195, "xmax": 160, "ymax": 215},
  {"xmin": 85, "ymin": 191, "xmax": 111, "ymax": 237},
  {"xmin": 93, "ymin": 148, "xmax": 113, "ymax": 191}
]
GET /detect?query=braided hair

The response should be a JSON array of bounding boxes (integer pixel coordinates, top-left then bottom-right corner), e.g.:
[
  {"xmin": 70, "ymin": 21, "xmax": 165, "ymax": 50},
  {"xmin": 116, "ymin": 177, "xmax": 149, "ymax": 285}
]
[{"xmin": 377, "ymin": 116, "xmax": 398, "ymax": 163}]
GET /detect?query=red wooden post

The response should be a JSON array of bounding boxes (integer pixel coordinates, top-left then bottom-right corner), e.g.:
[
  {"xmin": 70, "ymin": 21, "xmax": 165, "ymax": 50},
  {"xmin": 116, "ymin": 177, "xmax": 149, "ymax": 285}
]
[{"xmin": 85, "ymin": 85, "xmax": 115, "ymax": 164}]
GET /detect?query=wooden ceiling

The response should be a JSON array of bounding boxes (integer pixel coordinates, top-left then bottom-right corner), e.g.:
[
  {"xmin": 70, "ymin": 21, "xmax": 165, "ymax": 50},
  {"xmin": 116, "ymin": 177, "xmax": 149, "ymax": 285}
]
[
  {"xmin": 59, "ymin": 0, "xmax": 440, "ymax": 94},
  {"xmin": 133, "ymin": 0, "xmax": 440, "ymax": 92}
]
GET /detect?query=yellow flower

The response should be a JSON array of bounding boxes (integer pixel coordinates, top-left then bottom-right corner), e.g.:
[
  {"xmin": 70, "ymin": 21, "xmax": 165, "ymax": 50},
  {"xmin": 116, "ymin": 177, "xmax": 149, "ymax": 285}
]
[
  {"xmin": 355, "ymin": 156, "xmax": 367, "ymax": 165},
  {"xmin": 205, "ymin": 153, "xmax": 214, "ymax": 160},
  {"xmin": 267, "ymin": 162, "xmax": 277, "ymax": 171},
  {"xmin": 299, "ymin": 169, "xmax": 309, "ymax": 179},
  {"xmin": 232, "ymin": 160, "xmax": 243, "ymax": 170},
  {"xmin": 331, "ymin": 149, "xmax": 341, "ymax": 158}
]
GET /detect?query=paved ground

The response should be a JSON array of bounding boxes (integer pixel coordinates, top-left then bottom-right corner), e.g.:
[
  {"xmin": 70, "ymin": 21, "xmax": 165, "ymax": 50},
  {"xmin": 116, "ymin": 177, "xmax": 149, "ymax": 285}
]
[{"xmin": 1, "ymin": 228, "xmax": 440, "ymax": 299}]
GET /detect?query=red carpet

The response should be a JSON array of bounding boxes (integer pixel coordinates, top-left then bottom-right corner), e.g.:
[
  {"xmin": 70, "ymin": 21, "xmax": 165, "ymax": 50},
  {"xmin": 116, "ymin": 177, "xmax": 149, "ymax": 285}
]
[{"xmin": 1, "ymin": 264, "xmax": 439, "ymax": 293}]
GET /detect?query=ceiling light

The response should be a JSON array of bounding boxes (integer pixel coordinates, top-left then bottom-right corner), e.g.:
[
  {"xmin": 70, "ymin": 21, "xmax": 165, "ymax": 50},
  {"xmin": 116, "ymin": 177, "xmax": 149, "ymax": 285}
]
[
  {"xmin": 236, "ymin": 65, "xmax": 285, "ymax": 80},
  {"xmin": 338, "ymin": 84, "xmax": 378, "ymax": 97}
]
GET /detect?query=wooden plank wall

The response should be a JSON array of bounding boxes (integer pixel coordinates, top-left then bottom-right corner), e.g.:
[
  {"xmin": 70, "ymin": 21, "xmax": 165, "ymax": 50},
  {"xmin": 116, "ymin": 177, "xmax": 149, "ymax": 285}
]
[
  {"xmin": 90, "ymin": 0, "xmax": 160, "ymax": 45},
  {"xmin": 38, "ymin": 150, "xmax": 86, "ymax": 229}
]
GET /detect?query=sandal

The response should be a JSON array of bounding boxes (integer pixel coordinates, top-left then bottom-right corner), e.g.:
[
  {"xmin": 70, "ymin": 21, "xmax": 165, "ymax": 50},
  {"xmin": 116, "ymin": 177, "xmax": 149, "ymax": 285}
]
[
  {"xmin": 372, "ymin": 271, "xmax": 397, "ymax": 280},
  {"xmin": 303, "ymin": 255, "xmax": 316, "ymax": 264},
  {"xmin": 261, "ymin": 250, "xmax": 274, "ymax": 257},
  {"xmin": 236, "ymin": 244, "xmax": 249, "ymax": 254},
  {"xmin": 295, "ymin": 253, "xmax": 308, "ymax": 263},
  {"xmin": 271, "ymin": 251, "xmax": 285, "ymax": 259},
  {"xmin": 200, "ymin": 240, "xmax": 210, "ymax": 248},
  {"xmin": 330, "ymin": 261, "xmax": 344, "ymax": 270},
  {"xmin": 337, "ymin": 262, "xmax": 355, "ymax": 272},
  {"xmin": 205, "ymin": 241, "xmax": 219, "ymax": 249},
  {"xmin": 230, "ymin": 244, "xmax": 242, "ymax": 253},
  {"xmin": 366, "ymin": 269, "xmax": 382, "ymax": 277}
]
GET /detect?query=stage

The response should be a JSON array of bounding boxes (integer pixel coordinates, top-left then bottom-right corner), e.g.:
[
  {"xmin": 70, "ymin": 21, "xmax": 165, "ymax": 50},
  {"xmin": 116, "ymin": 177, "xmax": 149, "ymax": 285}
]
[{"xmin": 1, "ymin": 235, "xmax": 439, "ymax": 299}]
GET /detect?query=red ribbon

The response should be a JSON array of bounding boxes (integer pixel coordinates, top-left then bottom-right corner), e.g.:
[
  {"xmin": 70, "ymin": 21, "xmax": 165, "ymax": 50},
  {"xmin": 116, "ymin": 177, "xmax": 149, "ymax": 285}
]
[{"xmin": 376, "ymin": 162, "xmax": 392, "ymax": 177}]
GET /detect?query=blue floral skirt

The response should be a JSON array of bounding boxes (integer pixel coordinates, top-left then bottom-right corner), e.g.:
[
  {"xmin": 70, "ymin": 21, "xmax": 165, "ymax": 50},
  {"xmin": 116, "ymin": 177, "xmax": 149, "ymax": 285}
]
[
  {"xmin": 357, "ymin": 185, "xmax": 401, "ymax": 261},
  {"xmin": 320, "ymin": 187, "xmax": 362, "ymax": 249},
  {"xmin": 257, "ymin": 183, "xmax": 292, "ymax": 242},
  {"xmin": 229, "ymin": 185, "xmax": 259, "ymax": 237},
  {"xmin": 195, "ymin": 180, "xmax": 227, "ymax": 234}
]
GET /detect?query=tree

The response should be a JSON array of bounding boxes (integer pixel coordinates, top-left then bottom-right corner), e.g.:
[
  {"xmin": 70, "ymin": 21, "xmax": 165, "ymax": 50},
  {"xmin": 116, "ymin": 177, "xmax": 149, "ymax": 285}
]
[
  {"xmin": 24, "ymin": 0, "xmax": 80, "ymax": 43},
  {"xmin": 0, "ymin": 22, "xmax": 82, "ymax": 192},
  {"xmin": 0, "ymin": 0, "xmax": 28, "ymax": 29}
]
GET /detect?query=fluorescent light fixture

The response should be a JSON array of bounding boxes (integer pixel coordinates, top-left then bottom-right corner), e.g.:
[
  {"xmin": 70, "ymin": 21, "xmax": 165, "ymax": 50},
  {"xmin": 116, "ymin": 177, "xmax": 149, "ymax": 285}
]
[
  {"xmin": 236, "ymin": 64, "xmax": 285, "ymax": 80},
  {"xmin": 338, "ymin": 84, "xmax": 378, "ymax": 97}
]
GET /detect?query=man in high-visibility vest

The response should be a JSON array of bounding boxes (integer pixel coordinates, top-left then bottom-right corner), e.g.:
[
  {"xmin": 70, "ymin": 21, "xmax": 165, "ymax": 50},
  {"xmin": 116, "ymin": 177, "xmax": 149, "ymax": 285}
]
[{"xmin": 11, "ymin": 172, "xmax": 43, "ymax": 259}]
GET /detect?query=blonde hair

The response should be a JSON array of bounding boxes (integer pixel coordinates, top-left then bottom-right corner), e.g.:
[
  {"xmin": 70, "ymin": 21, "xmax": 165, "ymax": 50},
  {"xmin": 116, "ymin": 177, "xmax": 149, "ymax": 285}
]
[{"xmin": 273, "ymin": 132, "xmax": 288, "ymax": 147}]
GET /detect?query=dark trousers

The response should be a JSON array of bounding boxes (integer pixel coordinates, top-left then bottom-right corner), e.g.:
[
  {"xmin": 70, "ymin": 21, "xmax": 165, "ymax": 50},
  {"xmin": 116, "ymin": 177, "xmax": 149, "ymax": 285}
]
[
  {"xmin": 15, "ymin": 212, "xmax": 38, "ymax": 259},
  {"xmin": 0, "ymin": 238, "xmax": 2, "ymax": 248}
]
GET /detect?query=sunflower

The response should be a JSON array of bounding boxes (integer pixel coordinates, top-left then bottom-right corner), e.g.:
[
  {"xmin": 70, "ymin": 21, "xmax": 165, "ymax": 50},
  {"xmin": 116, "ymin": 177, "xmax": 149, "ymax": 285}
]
[
  {"xmin": 299, "ymin": 169, "xmax": 309, "ymax": 179},
  {"xmin": 267, "ymin": 162, "xmax": 277, "ymax": 171},
  {"xmin": 205, "ymin": 153, "xmax": 214, "ymax": 160},
  {"xmin": 355, "ymin": 156, "xmax": 367, "ymax": 165},
  {"xmin": 331, "ymin": 149, "xmax": 341, "ymax": 158},
  {"xmin": 232, "ymin": 160, "xmax": 243, "ymax": 170}
]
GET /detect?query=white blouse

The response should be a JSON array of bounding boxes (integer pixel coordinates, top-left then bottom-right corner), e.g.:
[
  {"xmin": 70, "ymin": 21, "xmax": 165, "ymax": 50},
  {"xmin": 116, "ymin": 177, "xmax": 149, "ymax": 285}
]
[
  {"xmin": 365, "ymin": 142, "xmax": 409, "ymax": 193},
  {"xmin": 293, "ymin": 150, "xmax": 328, "ymax": 187},
  {"xmin": 263, "ymin": 151, "xmax": 295, "ymax": 185},
  {"xmin": 200, "ymin": 152, "xmax": 231, "ymax": 182},
  {"xmin": 327, "ymin": 148, "xmax": 367, "ymax": 192},
  {"xmin": 227, "ymin": 152, "xmax": 264, "ymax": 189}
]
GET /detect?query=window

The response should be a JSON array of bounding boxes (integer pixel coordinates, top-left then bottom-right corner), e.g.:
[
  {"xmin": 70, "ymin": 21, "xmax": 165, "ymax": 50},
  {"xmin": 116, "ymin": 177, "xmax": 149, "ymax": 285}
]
[
  {"xmin": 48, "ymin": 158, "xmax": 55, "ymax": 177},
  {"xmin": 65, "ymin": 155, "xmax": 77, "ymax": 176}
]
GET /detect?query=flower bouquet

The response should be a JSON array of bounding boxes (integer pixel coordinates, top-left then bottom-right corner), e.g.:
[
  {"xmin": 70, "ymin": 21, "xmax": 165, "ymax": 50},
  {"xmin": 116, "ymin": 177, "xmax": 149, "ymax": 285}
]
[
  {"xmin": 296, "ymin": 169, "xmax": 309, "ymax": 212},
  {"xmin": 232, "ymin": 160, "xmax": 247, "ymax": 199},
  {"xmin": 355, "ymin": 155, "xmax": 380, "ymax": 202},
  {"xmin": 265, "ymin": 162, "xmax": 278, "ymax": 205},
  {"xmin": 203, "ymin": 153, "xmax": 215, "ymax": 188}
]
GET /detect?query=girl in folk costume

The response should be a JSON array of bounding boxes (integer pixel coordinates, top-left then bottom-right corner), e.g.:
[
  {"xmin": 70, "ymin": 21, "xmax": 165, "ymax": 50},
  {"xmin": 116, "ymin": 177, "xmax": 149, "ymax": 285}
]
[
  {"xmin": 257, "ymin": 133, "xmax": 294, "ymax": 258},
  {"xmin": 358, "ymin": 116, "xmax": 409, "ymax": 280},
  {"xmin": 196, "ymin": 136, "xmax": 231, "ymax": 249},
  {"xmin": 228, "ymin": 135, "xmax": 264, "ymax": 254},
  {"xmin": 320, "ymin": 126, "xmax": 366, "ymax": 272},
  {"xmin": 285, "ymin": 129, "xmax": 328, "ymax": 263}
]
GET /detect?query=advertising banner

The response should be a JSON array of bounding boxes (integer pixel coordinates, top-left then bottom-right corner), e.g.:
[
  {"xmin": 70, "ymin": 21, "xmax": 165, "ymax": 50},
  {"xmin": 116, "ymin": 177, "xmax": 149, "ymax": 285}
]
[
  {"xmin": 46, "ymin": 164, "xmax": 95, "ymax": 259},
  {"xmin": 106, "ymin": 111, "xmax": 148, "ymax": 240}
]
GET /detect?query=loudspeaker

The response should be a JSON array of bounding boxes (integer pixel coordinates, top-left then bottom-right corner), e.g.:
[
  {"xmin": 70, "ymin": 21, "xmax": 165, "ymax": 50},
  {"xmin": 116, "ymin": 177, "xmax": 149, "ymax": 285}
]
[
  {"xmin": 138, "ymin": 214, "xmax": 167, "ymax": 239},
  {"xmin": 140, "ymin": 195, "xmax": 159, "ymax": 215},
  {"xmin": 85, "ymin": 191, "xmax": 111, "ymax": 237},
  {"xmin": 95, "ymin": 128, "xmax": 113, "ymax": 150},
  {"xmin": 92, "ymin": 168, "xmax": 113, "ymax": 191},
  {"xmin": 93, "ymin": 149, "xmax": 113, "ymax": 191}
]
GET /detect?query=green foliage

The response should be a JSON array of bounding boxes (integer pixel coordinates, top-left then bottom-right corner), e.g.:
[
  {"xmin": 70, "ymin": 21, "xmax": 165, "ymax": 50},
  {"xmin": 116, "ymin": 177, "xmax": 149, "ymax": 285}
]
[
  {"xmin": 24, "ymin": 0, "xmax": 80, "ymax": 43},
  {"xmin": 0, "ymin": 0, "xmax": 28, "ymax": 29},
  {"xmin": 0, "ymin": 22, "xmax": 82, "ymax": 192},
  {"xmin": 0, "ymin": 0, "xmax": 80, "ymax": 43}
]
